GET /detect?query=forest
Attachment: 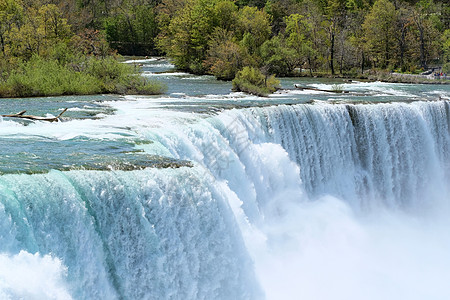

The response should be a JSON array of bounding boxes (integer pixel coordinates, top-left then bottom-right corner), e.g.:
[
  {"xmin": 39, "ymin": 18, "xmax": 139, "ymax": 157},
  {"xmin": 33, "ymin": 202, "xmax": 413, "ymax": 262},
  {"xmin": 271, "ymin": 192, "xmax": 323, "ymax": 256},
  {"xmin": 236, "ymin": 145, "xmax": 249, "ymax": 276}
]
[{"xmin": 0, "ymin": 0, "xmax": 449, "ymax": 96}]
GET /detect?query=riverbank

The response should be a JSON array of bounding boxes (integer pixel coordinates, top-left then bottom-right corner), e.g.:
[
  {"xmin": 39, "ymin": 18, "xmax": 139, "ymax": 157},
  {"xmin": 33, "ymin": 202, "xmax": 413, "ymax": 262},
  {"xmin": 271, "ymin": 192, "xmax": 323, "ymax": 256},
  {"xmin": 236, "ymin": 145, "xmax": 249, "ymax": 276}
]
[
  {"xmin": 291, "ymin": 70, "xmax": 450, "ymax": 85},
  {"xmin": 366, "ymin": 71, "xmax": 450, "ymax": 84}
]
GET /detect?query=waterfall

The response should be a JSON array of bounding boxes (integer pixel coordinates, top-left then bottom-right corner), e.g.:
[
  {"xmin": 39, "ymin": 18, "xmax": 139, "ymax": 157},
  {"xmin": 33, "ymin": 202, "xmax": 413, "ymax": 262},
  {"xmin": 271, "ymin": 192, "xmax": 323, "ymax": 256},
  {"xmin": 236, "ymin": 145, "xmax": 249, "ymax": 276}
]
[{"xmin": 1, "ymin": 100, "xmax": 449, "ymax": 299}]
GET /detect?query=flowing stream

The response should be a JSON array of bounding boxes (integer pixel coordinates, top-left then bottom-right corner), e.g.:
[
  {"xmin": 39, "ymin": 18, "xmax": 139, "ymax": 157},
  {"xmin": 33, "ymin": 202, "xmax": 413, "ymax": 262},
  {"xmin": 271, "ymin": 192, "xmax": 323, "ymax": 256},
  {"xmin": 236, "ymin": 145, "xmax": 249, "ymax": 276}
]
[{"xmin": 0, "ymin": 58, "xmax": 449, "ymax": 299}]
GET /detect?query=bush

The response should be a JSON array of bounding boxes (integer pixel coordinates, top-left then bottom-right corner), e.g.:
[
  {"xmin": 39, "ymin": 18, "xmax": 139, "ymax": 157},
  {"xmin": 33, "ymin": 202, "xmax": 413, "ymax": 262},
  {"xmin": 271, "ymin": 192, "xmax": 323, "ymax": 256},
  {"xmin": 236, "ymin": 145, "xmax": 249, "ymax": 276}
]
[
  {"xmin": 232, "ymin": 66, "xmax": 280, "ymax": 96},
  {"xmin": 443, "ymin": 62, "xmax": 450, "ymax": 74},
  {"xmin": 0, "ymin": 56, "xmax": 101, "ymax": 97},
  {"xmin": 0, "ymin": 55, "xmax": 167, "ymax": 97},
  {"xmin": 86, "ymin": 57, "xmax": 167, "ymax": 94},
  {"xmin": 124, "ymin": 75, "xmax": 168, "ymax": 95}
]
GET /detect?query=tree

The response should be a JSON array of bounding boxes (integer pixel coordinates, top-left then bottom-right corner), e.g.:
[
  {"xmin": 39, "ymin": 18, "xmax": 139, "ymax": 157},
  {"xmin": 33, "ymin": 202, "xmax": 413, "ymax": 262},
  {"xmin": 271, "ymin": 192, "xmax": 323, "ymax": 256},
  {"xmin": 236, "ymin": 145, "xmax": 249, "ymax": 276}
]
[
  {"xmin": 260, "ymin": 35, "xmax": 297, "ymax": 76},
  {"xmin": 264, "ymin": 0, "xmax": 302, "ymax": 35},
  {"xmin": 324, "ymin": 0, "xmax": 347, "ymax": 74},
  {"xmin": 235, "ymin": 6, "xmax": 271, "ymax": 56},
  {"xmin": 38, "ymin": 4, "xmax": 71, "ymax": 41},
  {"xmin": 443, "ymin": 29, "xmax": 450, "ymax": 64},
  {"xmin": 362, "ymin": 0, "xmax": 397, "ymax": 68},
  {"xmin": 232, "ymin": 66, "xmax": 280, "ymax": 97},
  {"xmin": 204, "ymin": 28, "xmax": 250, "ymax": 80},
  {"xmin": 5, "ymin": 4, "xmax": 72, "ymax": 59},
  {"xmin": 105, "ymin": 1, "xmax": 158, "ymax": 55},
  {"xmin": 285, "ymin": 13, "xmax": 317, "ymax": 75},
  {"xmin": 157, "ymin": 0, "xmax": 219, "ymax": 72},
  {"xmin": 409, "ymin": 0, "xmax": 440, "ymax": 69},
  {"xmin": 0, "ymin": 0, "xmax": 23, "ymax": 56}
]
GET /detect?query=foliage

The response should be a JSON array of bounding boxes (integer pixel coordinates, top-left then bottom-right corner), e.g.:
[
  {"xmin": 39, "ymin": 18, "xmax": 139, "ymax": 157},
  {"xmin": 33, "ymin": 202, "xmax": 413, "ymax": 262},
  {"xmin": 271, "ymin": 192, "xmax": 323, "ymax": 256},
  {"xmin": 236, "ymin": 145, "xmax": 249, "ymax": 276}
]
[
  {"xmin": 204, "ymin": 28, "xmax": 251, "ymax": 80},
  {"xmin": 0, "ymin": 55, "xmax": 166, "ymax": 97},
  {"xmin": 331, "ymin": 84, "xmax": 343, "ymax": 92},
  {"xmin": 442, "ymin": 29, "xmax": 450, "ymax": 64},
  {"xmin": 104, "ymin": 2, "xmax": 158, "ymax": 55},
  {"xmin": 0, "ymin": 55, "xmax": 101, "ymax": 97},
  {"xmin": 443, "ymin": 63, "xmax": 450, "ymax": 74},
  {"xmin": 235, "ymin": 6, "xmax": 271, "ymax": 55},
  {"xmin": 157, "ymin": 0, "xmax": 212, "ymax": 72},
  {"xmin": 0, "ymin": 0, "xmax": 166, "ymax": 98},
  {"xmin": 2, "ymin": 0, "xmax": 449, "ymax": 89},
  {"xmin": 232, "ymin": 66, "xmax": 280, "ymax": 97},
  {"xmin": 362, "ymin": 0, "xmax": 397, "ymax": 68},
  {"xmin": 284, "ymin": 14, "xmax": 317, "ymax": 73},
  {"xmin": 260, "ymin": 35, "xmax": 297, "ymax": 76}
]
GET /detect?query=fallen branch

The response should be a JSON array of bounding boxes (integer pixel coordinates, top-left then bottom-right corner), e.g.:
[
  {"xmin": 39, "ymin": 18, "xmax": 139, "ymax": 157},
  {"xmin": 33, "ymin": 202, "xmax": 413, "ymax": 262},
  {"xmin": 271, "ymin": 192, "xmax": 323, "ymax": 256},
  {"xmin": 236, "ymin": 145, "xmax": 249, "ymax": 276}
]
[
  {"xmin": 294, "ymin": 84, "xmax": 349, "ymax": 93},
  {"xmin": 2, "ymin": 108, "xmax": 68, "ymax": 122}
]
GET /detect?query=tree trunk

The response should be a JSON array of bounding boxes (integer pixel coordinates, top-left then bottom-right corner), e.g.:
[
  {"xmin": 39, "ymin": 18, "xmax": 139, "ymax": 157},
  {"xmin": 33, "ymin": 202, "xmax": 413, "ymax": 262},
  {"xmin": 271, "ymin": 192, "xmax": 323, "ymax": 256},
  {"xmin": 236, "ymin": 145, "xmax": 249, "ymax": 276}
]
[
  {"xmin": 385, "ymin": 33, "xmax": 390, "ymax": 68},
  {"xmin": 0, "ymin": 34, "xmax": 5, "ymax": 55},
  {"xmin": 415, "ymin": 13, "xmax": 427, "ymax": 70},
  {"xmin": 361, "ymin": 51, "xmax": 364, "ymax": 74},
  {"xmin": 308, "ymin": 57, "xmax": 313, "ymax": 76},
  {"xmin": 419, "ymin": 28, "xmax": 426, "ymax": 69},
  {"xmin": 330, "ymin": 30, "xmax": 335, "ymax": 75},
  {"xmin": 399, "ymin": 26, "xmax": 406, "ymax": 69}
]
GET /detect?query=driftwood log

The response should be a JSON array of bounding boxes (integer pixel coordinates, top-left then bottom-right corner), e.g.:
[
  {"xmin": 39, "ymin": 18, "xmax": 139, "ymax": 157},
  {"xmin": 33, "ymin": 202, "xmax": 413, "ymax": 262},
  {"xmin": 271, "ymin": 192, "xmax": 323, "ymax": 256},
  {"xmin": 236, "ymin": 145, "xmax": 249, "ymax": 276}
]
[
  {"xmin": 1, "ymin": 108, "xmax": 68, "ymax": 122},
  {"xmin": 294, "ymin": 84, "xmax": 349, "ymax": 93}
]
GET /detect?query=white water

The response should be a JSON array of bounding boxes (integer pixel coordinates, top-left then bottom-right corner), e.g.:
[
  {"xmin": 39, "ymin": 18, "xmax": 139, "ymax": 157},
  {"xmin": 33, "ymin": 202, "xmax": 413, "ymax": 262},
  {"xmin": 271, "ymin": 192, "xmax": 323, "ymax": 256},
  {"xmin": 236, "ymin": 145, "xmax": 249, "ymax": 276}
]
[
  {"xmin": 1, "ymin": 99, "xmax": 450, "ymax": 299},
  {"xmin": 0, "ymin": 251, "xmax": 72, "ymax": 300}
]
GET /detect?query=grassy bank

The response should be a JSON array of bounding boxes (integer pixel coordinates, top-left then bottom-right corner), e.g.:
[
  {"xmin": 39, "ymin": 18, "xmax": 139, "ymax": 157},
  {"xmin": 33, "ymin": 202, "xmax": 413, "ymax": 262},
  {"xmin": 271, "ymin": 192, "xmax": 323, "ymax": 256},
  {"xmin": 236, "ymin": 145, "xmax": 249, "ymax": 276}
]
[{"xmin": 0, "ymin": 56, "xmax": 166, "ymax": 98}]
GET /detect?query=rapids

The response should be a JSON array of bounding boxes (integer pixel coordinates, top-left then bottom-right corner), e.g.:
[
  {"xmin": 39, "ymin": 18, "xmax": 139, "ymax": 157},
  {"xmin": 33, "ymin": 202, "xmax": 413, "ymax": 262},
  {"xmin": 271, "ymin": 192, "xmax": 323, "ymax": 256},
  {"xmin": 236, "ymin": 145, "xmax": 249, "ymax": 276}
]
[{"xmin": 0, "ymin": 59, "xmax": 449, "ymax": 299}]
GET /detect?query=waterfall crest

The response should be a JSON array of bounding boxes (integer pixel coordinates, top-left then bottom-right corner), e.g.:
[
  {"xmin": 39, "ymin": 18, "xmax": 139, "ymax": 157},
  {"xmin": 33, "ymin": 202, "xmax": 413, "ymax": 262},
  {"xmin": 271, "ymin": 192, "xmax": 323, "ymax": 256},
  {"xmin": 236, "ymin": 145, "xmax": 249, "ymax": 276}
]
[{"xmin": 1, "ymin": 101, "xmax": 449, "ymax": 299}]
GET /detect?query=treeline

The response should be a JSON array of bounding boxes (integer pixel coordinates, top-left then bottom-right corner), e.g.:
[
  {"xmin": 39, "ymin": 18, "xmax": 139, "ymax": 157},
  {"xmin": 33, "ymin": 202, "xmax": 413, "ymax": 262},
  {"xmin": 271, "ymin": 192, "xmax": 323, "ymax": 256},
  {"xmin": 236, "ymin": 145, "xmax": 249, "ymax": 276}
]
[
  {"xmin": 1, "ymin": 0, "xmax": 449, "ymax": 89},
  {"xmin": 0, "ymin": 0, "xmax": 165, "ymax": 97},
  {"xmin": 156, "ymin": 0, "xmax": 450, "ymax": 78},
  {"xmin": 29, "ymin": 0, "xmax": 448, "ymax": 78}
]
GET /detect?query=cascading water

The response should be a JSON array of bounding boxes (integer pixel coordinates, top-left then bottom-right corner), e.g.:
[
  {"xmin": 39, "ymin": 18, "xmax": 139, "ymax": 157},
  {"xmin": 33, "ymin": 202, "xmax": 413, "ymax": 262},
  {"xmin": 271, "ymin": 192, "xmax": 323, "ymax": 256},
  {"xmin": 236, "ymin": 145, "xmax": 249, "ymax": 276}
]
[{"xmin": 1, "ymin": 85, "xmax": 450, "ymax": 299}]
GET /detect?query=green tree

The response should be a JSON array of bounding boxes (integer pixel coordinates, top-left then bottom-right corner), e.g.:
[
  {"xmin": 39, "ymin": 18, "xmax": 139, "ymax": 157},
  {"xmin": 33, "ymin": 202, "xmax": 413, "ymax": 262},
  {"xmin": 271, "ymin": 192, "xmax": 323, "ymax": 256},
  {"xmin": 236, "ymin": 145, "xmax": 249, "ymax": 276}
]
[
  {"xmin": 212, "ymin": 0, "xmax": 238, "ymax": 31},
  {"xmin": 285, "ymin": 13, "xmax": 317, "ymax": 75},
  {"xmin": 264, "ymin": 0, "xmax": 302, "ymax": 35},
  {"xmin": 260, "ymin": 35, "xmax": 297, "ymax": 76},
  {"xmin": 443, "ymin": 29, "xmax": 450, "ymax": 64},
  {"xmin": 324, "ymin": 0, "xmax": 347, "ymax": 74},
  {"xmin": 409, "ymin": 0, "xmax": 440, "ymax": 69},
  {"xmin": 157, "ymin": 0, "xmax": 220, "ymax": 72},
  {"xmin": 204, "ymin": 28, "xmax": 250, "ymax": 80},
  {"xmin": 236, "ymin": 6, "xmax": 271, "ymax": 56},
  {"xmin": 232, "ymin": 66, "xmax": 280, "ymax": 96},
  {"xmin": 104, "ymin": 0, "xmax": 159, "ymax": 55},
  {"xmin": 0, "ymin": 0, "xmax": 23, "ymax": 56},
  {"xmin": 362, "ymin": 0, "xmax": 397, "ymax": 68}
]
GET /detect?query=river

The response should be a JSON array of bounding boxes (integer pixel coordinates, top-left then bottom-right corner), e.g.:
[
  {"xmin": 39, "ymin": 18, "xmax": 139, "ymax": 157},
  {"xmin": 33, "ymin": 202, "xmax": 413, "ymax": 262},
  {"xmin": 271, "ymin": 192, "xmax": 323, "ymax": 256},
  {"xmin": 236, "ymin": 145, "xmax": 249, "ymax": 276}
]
[{"xmin": 0, "ymin": 58, "xmax": 449, "ymax": 299}]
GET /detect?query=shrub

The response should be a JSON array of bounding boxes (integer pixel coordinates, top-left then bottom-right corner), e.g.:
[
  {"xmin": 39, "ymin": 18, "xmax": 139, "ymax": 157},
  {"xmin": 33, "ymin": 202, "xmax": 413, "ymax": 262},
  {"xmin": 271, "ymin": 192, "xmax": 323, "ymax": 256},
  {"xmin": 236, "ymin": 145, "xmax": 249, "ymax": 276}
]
[
  {"xmin": 0, "ymin": 56, "xmax": 101, "ymax": 97},
  {"xmin": 86, "ymin": 57, "xmax": 166, "ymax": 94},
  {"xmin": 0, "ymin": 55, "xmax": 167, "ymax": 97},
  {"xmin": 443, "ymin": 63, "xmax": 450, "ymax": 74},
  {"xmin": 232, "ymin": 66, "xmax": 280, "ymax": 96},
  {"xmin": 124, "ymin": 76, "xmax": 168, "ymax": 95}
]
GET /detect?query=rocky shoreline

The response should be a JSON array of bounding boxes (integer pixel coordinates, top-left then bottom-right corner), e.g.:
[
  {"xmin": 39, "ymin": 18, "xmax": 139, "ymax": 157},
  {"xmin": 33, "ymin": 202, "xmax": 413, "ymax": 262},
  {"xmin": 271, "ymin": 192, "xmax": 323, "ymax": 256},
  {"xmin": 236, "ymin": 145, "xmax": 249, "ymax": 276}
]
[{"xmin": 365, "ymin": 71, "xmax": 450, "ymax": 84}]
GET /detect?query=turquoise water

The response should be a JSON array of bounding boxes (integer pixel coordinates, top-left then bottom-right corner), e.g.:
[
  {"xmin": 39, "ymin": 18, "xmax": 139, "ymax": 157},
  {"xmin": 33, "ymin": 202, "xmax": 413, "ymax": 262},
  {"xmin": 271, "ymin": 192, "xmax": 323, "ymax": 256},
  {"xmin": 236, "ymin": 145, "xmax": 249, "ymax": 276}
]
[
  {"xmin": 0, "ymin": 58, "xmax": 450, "ymax": 300},
  {"xmin": 1, "ymin": 58, "xmax": 448, "ymax": 175}
]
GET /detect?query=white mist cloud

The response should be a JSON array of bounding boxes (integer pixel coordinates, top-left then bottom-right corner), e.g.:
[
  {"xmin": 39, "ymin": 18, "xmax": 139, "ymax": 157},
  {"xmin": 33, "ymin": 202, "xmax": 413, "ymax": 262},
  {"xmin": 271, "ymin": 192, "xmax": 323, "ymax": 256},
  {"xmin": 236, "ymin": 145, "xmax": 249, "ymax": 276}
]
[
  {"xmin": 250, "ymin": 196, "xmax": 450, "ymax": 300},
  {"xmin": 0, "ymin": 251, "xmax": 72, "ymax": 300}
]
